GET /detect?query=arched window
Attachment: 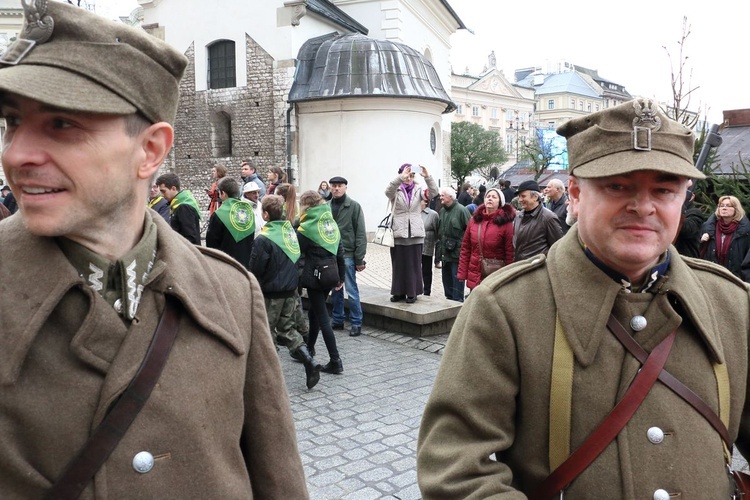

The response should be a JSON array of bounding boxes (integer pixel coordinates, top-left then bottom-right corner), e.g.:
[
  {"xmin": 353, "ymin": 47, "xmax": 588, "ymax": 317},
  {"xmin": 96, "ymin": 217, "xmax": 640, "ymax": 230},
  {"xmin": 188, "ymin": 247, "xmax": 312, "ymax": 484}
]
[
  {"xmin": 210, "ymin": 111, "xmax": 232, "ymax": 157},
  {"xmin": 207, "ymin": 40, "xmax": 236, "ymax": 89}
]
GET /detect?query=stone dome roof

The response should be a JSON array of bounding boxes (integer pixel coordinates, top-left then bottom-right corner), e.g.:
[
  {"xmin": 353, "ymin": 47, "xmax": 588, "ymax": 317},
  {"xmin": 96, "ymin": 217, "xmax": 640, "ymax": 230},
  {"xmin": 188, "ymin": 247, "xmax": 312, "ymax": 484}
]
[{"xmin": 289, "ymin": 33, "xmax": 456, "ymax": 113}]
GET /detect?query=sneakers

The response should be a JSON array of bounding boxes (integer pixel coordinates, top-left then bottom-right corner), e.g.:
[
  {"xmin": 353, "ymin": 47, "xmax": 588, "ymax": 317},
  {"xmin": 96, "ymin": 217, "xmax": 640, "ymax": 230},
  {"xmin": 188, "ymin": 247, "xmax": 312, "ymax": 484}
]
[
  {"xmin": 349, "ymin": 325, "xmax": 362, "ymax": 337},
  {"xmin": 332, "ymin": 323, "xmax": 344, "ymax": 330}
]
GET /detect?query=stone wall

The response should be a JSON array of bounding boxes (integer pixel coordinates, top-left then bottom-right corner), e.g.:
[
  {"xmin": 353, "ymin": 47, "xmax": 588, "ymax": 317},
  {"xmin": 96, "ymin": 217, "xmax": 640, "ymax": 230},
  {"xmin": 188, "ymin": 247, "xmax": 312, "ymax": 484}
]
[{"xmin": 167, "ymin": 35, "xmax": 283, "ymax": 218}]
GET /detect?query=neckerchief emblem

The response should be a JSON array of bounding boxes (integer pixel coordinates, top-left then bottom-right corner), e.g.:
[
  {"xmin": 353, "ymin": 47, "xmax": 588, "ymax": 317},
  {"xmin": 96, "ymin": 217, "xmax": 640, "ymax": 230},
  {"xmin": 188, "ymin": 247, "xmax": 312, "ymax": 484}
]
[{"xmin": 632, "ymin": 98, "xmax": 662, "ymax": 131}]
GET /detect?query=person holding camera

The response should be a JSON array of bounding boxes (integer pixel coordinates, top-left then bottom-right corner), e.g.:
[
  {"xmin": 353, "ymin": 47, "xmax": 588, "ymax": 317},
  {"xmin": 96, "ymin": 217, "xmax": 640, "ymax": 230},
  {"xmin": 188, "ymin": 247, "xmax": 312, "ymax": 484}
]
[{"xmin": 437, "ymin": 187, "xmax": 470, "ymax": 302}]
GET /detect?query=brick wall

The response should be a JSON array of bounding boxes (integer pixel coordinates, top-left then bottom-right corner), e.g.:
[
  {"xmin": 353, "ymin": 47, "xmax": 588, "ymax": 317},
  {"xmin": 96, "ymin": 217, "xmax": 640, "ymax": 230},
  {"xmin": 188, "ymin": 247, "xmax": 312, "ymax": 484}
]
[{"xmin": 167, "ymin": 36, "xmax": 285, "ymax": 218}]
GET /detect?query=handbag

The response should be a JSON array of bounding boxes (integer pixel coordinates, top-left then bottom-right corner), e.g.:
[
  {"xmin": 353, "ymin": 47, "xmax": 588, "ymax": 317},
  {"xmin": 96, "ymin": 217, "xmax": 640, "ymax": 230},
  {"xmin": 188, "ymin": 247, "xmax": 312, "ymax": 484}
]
[
  {"xmin": 372, "ymin": 201, "xmax": 395, "ymax": 247},
  {"xmin": 478, "ymin": 223, "xmax": 504, "ymax": 279},
  {"xmin": 314, "ymin": 256, "xmax": 340, "ymax": 289}
]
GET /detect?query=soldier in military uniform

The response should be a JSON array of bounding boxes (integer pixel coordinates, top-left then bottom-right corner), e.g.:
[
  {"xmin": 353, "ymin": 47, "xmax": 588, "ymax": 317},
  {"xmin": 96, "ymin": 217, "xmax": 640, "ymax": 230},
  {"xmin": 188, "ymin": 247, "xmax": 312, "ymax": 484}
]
[
  {"xmin": 0, "ymin": 2, "xmax": 307, "ymax": 498},
  {"xmin": 417, "ymin": 98, "xmax": 750, "ymax": 498}
]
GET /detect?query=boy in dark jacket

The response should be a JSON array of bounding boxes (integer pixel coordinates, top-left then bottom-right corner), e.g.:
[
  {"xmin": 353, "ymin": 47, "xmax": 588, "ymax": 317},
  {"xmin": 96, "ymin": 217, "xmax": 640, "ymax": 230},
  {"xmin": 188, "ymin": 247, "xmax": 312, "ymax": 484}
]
[{"xmin": 249, "ymin": 195, "xmax": 320, "ymax": 389}]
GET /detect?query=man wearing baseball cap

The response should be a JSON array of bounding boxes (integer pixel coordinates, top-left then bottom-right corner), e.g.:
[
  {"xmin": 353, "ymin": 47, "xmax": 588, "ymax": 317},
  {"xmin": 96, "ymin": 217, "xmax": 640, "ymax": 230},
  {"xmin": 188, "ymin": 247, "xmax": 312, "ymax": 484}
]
[
  {"xmin": 418, "ymin": 98, "xmax": 750, "ymax": 498},
  {"xmin": 0, "ymin": 2, "xmax": 306, "ymax": 498}
]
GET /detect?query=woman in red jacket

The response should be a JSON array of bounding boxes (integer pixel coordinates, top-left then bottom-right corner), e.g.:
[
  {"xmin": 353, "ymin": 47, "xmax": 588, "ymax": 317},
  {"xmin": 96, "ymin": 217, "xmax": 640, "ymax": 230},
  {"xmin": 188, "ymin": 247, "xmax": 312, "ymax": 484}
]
[{"xmin": 457, "ymin": 187, "xmax": 516, "ymax": 290}]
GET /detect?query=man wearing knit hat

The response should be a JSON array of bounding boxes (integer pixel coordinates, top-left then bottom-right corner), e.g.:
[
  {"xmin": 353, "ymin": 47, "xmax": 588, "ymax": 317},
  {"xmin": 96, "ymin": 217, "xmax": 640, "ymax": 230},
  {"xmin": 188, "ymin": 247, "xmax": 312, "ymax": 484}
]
[
  {"xmin": 418, "ymin": 98, "xmax": 750, "ymax": 498},
  {"xmin": 0, "ymin": 2, "xmax": 306, "ymax": 498}
]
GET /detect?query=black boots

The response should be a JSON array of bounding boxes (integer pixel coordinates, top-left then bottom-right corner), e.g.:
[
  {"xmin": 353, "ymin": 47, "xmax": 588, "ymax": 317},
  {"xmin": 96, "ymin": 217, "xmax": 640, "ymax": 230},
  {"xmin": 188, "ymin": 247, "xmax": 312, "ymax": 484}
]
[
  {"xmin": 293, "ymin": 345, "xmax": 320, "ymax": 389},
  {"xmin": 321, "ymin": 358, "xmax": 343, "ymax": 374}
]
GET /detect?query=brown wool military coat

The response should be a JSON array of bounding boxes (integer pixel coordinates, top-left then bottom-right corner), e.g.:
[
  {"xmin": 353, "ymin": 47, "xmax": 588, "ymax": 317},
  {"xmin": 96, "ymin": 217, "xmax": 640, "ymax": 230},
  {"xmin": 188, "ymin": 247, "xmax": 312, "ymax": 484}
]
[
  {"xmin": 0, "ymin": 213, "xmax": 308, "ymax": 499},
  {"xmin": 418, "ymin": 225, "xmax": 750, "ymax": 499}
]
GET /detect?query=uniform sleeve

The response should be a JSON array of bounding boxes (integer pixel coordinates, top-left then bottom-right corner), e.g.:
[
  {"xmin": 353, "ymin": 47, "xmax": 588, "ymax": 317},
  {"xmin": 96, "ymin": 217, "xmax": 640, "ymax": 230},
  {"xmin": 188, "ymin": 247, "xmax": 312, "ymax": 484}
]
[
  {"xmin": 417, "ymin": 288, "xmax": 525, "ymax": 499},
  {"xmin": 240, "ymin": 275, "xmax": 309, "ymax": 498}
]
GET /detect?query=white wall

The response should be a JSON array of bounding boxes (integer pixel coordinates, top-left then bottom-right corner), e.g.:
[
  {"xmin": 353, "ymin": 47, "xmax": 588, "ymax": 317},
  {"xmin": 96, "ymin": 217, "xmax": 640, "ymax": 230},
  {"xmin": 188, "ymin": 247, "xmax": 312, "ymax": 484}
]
[{"xmin": 297, "ymin": 97, "xmax": 446, "ymax": 233}]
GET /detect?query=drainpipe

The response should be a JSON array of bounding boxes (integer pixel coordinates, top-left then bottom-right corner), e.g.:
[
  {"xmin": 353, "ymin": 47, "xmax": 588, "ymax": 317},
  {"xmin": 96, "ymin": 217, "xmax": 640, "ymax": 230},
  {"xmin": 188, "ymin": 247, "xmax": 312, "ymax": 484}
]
[{"xmin": 286, "ymin": 103, "xmax": 294, "ymax": 184}]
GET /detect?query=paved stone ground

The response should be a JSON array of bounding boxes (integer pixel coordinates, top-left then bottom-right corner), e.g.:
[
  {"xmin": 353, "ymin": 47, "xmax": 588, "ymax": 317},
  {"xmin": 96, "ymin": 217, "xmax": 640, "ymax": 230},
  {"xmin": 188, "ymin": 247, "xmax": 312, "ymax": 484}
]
[{"xmin": 280, "ymin": 243, "xmax": 747, "ymax": 498}]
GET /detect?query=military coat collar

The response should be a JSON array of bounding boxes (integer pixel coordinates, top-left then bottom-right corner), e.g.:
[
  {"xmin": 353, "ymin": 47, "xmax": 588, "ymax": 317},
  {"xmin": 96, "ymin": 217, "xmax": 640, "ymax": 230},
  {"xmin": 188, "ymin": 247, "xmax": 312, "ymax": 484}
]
[
  {"xmin": 546, "ymin": 225, "xmax": 726, "ymax": 368},
  {"xmin": 0, "ymin": 213, "xmax": 245, "ymax": 385}
]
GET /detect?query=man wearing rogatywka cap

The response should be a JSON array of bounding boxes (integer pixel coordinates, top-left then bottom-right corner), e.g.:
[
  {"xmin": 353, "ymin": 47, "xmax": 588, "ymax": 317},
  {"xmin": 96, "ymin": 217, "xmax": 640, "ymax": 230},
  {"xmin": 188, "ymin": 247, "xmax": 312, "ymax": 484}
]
[
  {"xmin": 0, "ymin": 2, "xmax": 307, "ymax": 498},
  {"xmin": 418, "ymin": 98, "xmax": 750, "ymax": 498}
]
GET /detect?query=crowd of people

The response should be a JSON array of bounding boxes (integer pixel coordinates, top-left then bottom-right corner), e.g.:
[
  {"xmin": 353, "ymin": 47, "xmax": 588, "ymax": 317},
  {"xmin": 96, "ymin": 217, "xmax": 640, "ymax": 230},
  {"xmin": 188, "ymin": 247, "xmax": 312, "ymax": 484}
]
[{"xmin": 2, "ymin": 4, "xmax": 749, "ymax": 497}]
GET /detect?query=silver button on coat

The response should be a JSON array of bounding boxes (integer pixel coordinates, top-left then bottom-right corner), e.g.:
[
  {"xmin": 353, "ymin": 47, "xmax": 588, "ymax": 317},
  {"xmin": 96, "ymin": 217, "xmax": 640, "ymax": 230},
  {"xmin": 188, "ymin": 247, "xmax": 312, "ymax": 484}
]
[
  {"xmin": 114, "ymin": 298, "xmax": 123, "ymax": 314},
  {"xmin": 132, "ymin": 451, "xmax": 154, "ymax": 473},
  {"xmin": 647, "ymin": 427, "xmax": 665, "ymax": 444},
  {"xmin": 630, "ymin": 315, "xmax": 647, "ymax": 331},
  {"xmin": 653, "ymin": 488, "xmax": 670, "ymax": 500}
]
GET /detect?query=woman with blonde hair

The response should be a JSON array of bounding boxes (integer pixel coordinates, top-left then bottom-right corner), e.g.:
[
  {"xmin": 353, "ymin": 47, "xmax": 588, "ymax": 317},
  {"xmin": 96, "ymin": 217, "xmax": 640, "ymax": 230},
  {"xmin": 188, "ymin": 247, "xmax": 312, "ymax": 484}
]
[
  {"xmin": 275, "ymin": 183, "xmax": 298, "ymax": 223},
  {"xmin": 700, "ymin": 195, "xmax": 750, "ymax": 281}
]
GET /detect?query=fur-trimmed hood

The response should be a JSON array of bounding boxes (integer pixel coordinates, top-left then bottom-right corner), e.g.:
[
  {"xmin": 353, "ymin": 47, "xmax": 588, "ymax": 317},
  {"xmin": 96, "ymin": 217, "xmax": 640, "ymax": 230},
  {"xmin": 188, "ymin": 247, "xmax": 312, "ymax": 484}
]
[{"xmin": 473, "ymin": 203, "xmax": 516, "ymax": 226}]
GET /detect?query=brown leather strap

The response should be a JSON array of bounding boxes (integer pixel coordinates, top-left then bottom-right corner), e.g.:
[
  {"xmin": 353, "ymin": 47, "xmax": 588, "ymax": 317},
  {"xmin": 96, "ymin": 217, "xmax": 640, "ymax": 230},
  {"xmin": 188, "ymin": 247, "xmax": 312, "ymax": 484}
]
[
  {"xmin": 530, "ymin": 328, "xmax": 676, "ymax": 500},
  {"xmin": 45, "ymin": 295, "xmax": 182, "ymax": 500},
  {"xmin": 606, "ymin": 315, "xmax": 732, "ymax": 447}
]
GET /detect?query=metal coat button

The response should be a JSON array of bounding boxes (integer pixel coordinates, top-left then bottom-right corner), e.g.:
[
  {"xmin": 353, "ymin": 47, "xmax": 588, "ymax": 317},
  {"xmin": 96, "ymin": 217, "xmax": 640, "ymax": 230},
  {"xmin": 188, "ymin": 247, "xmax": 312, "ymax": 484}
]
[
  {"xmin": 647, "ymin": 427, "xmax": 665, "ymax": 444},
  {"xmin": 114, "ymin": 298, "xmax": 123, "ymax": 314},
  {"xmin": 132, "ymin": 451, "xmax": 154, "ymax": 473},
  {"xmin": 630, "ymin": 315, "xmax": 647, "ymax": 331},
  {"xmin": 653, "ymin": 489, "xmax": 670, "ymax": 500}
]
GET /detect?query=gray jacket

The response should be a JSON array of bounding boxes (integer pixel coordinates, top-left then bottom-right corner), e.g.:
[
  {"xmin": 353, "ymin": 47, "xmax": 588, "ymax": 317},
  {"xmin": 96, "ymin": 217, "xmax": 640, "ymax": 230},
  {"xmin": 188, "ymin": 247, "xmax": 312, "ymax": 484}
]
[
  {"xmin": 421, "ymin": 207, "xmax": 440, "ymax": 256},
  {"xmin": 385, "ymin": 175, "xmax": 438, "ymax": 244}
]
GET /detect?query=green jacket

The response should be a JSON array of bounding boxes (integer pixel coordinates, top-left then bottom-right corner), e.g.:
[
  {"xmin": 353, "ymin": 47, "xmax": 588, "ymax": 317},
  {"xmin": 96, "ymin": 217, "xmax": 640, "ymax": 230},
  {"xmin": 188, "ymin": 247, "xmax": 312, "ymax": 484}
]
[
  {"xmin": 437, "ymin": 200, "xmax": 470, "ymax": 262},
  {"xmin": 329, "ymin": 194, "xmax": 367, "ymax": 265},
  {"xmin": 418, "ymin": 225, "xmax": 750, "ymax": 498}
]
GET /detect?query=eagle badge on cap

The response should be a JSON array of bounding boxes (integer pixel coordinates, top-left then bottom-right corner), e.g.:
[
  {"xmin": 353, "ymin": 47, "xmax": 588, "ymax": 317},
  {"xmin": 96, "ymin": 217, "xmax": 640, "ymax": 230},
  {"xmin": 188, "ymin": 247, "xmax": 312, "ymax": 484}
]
[
  {"xmin": 632, "ymin": 98, "xmax": 662, "ymax": 132},
  {"xmin": 0, "ymin": 0, "xmax": 53, "ymax": 65},
  {"xmin": 21, "ymin": 0, "xmax": 54, "ymax": 44}
]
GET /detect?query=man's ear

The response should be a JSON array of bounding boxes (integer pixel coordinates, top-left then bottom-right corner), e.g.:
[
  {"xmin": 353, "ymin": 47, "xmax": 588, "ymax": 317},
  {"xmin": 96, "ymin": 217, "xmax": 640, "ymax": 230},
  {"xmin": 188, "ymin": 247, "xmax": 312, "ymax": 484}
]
[
  {"xmin": 137, "ymin": 122, "xmax": 174, "ymax": 181},
  {"xmin": 567, "ymin": 176, "xmax": 581, "ymax": 203}
]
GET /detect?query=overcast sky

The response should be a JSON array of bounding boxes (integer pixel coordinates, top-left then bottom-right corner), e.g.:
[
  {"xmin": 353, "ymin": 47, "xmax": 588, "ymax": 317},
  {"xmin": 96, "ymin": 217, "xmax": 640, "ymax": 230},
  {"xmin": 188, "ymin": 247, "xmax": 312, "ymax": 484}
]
[
  {"xmin": 98, "ymin": 0, "xmax": 746, "ymax": 125},
  {"xmin": 448, "ymin": 0, "xmax": 748, "ymax": 125}
]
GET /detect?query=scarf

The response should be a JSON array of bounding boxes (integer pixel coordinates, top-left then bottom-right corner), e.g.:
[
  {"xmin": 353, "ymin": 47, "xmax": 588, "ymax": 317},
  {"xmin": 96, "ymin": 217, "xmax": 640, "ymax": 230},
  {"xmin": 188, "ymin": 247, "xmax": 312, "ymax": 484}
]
[
  {"xmin": 297, "ymin": 204, "xmax": 340, "ymax": 255},
  {"xmin": 215, "ymin": 198, "xmax": 255, "ymax": 243},
  {"xmin": 716, "ymin": 219, "xmax": 739, "ymax": 266},
  {"xmin": 170, "ymin": 190, "xmax": 202, "ymax": 220},
  {"xmin": 260, "ymin": 220, "xmax": 300, "ymax": 263},
  {"xmin": 148, "ymin": 195, "xmax": 165, "ymax": 209},
  {"xmin": 400, "ymin": 182, "xmax": 416, "ymax": 205}
]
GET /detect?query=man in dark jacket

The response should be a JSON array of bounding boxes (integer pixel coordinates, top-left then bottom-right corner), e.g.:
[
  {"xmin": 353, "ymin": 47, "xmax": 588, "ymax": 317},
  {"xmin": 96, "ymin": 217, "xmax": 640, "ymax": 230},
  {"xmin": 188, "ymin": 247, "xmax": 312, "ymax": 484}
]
[
  {"xmin": 249, "ymin": 195, "xmax": 320, "ymax": 389},
  {"xmin": 674, "ymin": 191, "xmax": 705, "ymax": 258},
  {"xmin": 157, "ymin": 172, "xmax": 202, "ymax": 245},
  {"xmin": 328, "ymin": 176, "xmax": 367, "ymax": 336},
  {"xmin": 457, "ymin": 182, "xmax": 473, "ymax": 206},
  {"xmin": 240, "ymin": 160, "xmax": 266, "ymax": 200},
  {"xmin": 206, "ymin": 177, "xmax": 255, "ymax": 269},
  {"xmin": 438, "ymin": 187, "xmax": 471, "ymax": 301},
  {"xmin": 513, "ymin": 179, "xmax": 564, "ymax": 260},
  {"xmin": 545, "ymin": 179, "xmax": 571, "ymax": 234}
]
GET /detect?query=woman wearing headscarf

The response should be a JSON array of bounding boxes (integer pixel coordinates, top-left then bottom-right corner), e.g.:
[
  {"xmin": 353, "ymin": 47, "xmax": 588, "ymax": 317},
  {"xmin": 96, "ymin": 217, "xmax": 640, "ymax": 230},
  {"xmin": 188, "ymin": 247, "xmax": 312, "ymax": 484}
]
[
  {"xmin": 386, "ymin": 163, "xmax": 439, "ymax": 303},
  {"xmin": 457, "ymin": 187, "xmax": 516, "ymax": 290},
  {"xmin": 700, "ymin": 194, "xmax": 750, "ymax": 281}
]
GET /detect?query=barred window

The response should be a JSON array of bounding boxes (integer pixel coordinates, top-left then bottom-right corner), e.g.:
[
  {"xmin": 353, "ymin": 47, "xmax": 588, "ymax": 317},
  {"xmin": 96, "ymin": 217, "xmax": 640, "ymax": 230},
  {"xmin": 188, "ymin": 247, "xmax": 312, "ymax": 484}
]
[{"xmin": 207, "ymin": 40, "xmax": 236, "ymax": 89}]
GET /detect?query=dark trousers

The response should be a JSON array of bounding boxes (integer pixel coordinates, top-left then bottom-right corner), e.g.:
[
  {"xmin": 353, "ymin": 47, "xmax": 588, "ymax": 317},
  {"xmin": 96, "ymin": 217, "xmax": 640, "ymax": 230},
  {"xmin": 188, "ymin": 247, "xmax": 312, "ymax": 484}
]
[
  {"xmin": 307, "ymin": 288, "xmax": 340, "ymax": 360},
  {"xmin": 441, "ymin": 261, "xmax": 464, "ymax": 302},
  {"xmin": 421, "ymin": 255, "xmax": 433, "ymax": 296}
]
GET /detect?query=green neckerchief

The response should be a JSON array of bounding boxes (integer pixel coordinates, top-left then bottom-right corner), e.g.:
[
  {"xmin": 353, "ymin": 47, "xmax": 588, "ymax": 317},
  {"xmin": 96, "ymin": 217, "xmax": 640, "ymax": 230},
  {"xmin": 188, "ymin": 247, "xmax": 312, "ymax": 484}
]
[
  {"xmin": 214, "ymin": 198, "xmax": 255, "ymax": 242},
  {"xmin": 170, "ymin": 189, "xmax": 202, "ymax": 220},
  {"xmin": 297, "ymin": 204, "xmax": 340, "ymax": 255},
  {"xmin": 59, "ymin": 215, "xmax": 157, "ymax": 321},
  {"xmin": 260, "ymin": 220, "xmax": 300, "ymax": 263}
]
